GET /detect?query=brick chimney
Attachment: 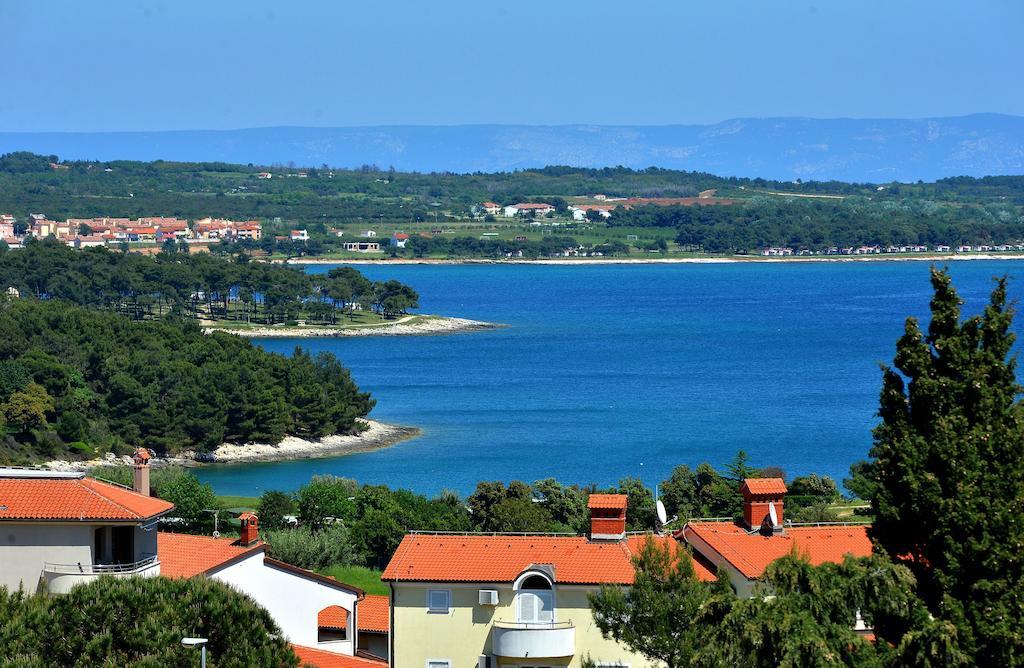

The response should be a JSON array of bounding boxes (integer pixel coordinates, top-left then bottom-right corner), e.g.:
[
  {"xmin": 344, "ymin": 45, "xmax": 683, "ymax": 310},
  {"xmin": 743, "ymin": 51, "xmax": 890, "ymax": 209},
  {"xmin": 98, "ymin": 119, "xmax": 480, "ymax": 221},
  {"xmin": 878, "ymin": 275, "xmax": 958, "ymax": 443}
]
[
  {"xmin": 740, "ymin": 478, "xmax": 787, "ymax": 533},
  {"xmin": 588, "ymin": 494, "xmax": 627, "ymax": 541},
  {"xmin": 239, "ymin": 512, "xmax": 259, "ymax": 546},
  {"xmin": 132, "ymin": 447, "xmax": 151, "ymax": 497}
]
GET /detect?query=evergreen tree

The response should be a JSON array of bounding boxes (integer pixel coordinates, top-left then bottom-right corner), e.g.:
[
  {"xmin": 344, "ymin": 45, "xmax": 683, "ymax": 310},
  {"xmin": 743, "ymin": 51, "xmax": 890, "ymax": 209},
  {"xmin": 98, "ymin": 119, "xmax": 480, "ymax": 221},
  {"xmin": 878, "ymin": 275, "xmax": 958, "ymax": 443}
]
[
  {"xmin": 870, "ymin": 268, "xmax": 1024, "ymax": 664},
  {"xmin": 588, "ymin": 538, "xmax": 713, "ymax": 668}
]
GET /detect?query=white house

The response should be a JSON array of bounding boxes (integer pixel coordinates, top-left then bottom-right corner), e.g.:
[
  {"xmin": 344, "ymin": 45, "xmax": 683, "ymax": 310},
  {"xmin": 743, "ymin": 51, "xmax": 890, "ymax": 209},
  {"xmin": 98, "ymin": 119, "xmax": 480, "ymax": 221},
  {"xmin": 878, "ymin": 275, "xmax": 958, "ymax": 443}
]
[
  {"xmin": 159, "ymin": 516, "xmax": 387, "ymax": 661},
  {"xmin": 390, "ymin": 233, "xmax": 409, "ymax": 248},
  {"xmin": 0, "ymin": 452, "xmax": 173, "ymax": 595},
  {"xmin": 291, "ymin": 229, "xmax": 310, "ymax": 242}
]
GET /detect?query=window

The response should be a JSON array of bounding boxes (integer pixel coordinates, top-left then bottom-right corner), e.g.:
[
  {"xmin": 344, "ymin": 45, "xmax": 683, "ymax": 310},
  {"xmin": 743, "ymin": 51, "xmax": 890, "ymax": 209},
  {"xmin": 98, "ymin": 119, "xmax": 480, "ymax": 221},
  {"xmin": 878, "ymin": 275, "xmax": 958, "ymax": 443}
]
[
  {"xmin": 426, "ymin": 589, "xmax": 450, "ymax": 614},
  {"xmin": 426, "ymin": 661, "xmax": 451, "ymax": 668},
  {"xmin": 514, "ymin": 572, "xmax": 555, "ymax": 624},
  {"xmin": 516, "ymin": 590, "xmax": 554, "ymax": 623}
]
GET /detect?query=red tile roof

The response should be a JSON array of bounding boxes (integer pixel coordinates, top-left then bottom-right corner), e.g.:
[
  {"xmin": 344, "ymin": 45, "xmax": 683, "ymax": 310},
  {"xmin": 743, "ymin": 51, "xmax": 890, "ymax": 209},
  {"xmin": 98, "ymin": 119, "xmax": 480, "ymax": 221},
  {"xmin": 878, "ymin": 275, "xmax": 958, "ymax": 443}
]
[
  {"xmin": 291, "ymin": 645, "xmax": 385, "ymax": 667},
  {"xmin": 157, "ymin": 531, "xmax": 264, "ymax": 578},
  {"xmin": 0, "ymin": 474, "xmax": 173, "ymax": 522},
  {"xmin": 587, "ymin": 494, "xmax": 628, "ymax": 510},
  {"xmin": 682, "ymin": 522, "xmax": 872, "ymax": 580},
  {"xmin": 625, "ymin": 533, "xmax": 717, "ymax": 582},
  {"xmin": 382, "ymin": 533, "xmax": 678, "ymax": 585},
  {"xmin": 358, "ymin": 595, "xmax": 389, "ymax": 633},
  {"xmin": 318, "ymin": 605, "xmax": 349, "ymax": 630},
  {"xmin": 741, "ymin": 478, "xmax": 788, "ymax": 495}
]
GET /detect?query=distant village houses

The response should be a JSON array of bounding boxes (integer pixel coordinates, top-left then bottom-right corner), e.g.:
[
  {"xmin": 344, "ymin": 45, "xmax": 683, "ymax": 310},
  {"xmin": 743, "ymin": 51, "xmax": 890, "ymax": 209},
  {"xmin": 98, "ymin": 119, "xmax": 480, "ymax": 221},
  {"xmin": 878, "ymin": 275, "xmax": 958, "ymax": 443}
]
[{"xmin": 503, "ymin": 202, "xmax": 555, "ymax": 218}]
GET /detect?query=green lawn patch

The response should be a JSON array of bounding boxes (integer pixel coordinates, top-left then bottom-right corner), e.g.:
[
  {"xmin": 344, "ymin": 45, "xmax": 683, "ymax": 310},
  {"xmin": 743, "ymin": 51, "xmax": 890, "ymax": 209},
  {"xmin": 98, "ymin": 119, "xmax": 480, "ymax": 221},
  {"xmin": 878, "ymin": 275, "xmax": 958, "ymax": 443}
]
[{"xmin": 316, "ymin": 564, "xmax": 389, "ymax": 595}]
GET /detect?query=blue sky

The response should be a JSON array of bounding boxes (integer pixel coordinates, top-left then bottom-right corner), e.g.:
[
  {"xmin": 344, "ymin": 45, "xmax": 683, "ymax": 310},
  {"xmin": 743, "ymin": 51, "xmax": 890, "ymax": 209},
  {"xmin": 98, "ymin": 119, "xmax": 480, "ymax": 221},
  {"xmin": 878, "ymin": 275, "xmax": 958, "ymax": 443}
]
[{"xmin": 1, "ymin": 0, "xmax": 1021, "ymax": 131}]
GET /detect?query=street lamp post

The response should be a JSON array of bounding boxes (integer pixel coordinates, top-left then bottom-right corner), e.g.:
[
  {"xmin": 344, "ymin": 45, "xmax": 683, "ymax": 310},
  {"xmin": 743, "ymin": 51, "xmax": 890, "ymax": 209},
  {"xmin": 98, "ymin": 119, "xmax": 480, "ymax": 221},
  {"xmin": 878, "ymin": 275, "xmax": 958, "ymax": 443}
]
[{"xmin": 181, "ymin": 637, "xmax": 208, "ymax": 668}]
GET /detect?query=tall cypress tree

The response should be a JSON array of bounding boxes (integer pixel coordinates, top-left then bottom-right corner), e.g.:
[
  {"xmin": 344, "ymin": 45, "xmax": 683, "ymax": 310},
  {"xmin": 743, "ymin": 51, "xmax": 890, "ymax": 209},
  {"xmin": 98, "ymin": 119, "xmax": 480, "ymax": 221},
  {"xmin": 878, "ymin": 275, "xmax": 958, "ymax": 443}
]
[{"xmin": 870, "ymin": 268, "xmax": 1024, "ymax": 664}]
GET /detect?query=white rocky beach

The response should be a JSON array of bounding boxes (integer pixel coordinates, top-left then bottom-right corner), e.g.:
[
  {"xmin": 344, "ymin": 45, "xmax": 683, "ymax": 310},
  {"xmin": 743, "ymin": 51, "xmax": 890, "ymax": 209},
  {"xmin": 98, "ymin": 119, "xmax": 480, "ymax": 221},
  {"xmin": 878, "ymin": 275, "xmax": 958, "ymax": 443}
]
[
  {"xmin": 44, "ymin": 419, "xmax": 420, "ymax": 470},
  {"xmin": 204, "ymin": 315, "xmax": 500, "ymax": 338}
]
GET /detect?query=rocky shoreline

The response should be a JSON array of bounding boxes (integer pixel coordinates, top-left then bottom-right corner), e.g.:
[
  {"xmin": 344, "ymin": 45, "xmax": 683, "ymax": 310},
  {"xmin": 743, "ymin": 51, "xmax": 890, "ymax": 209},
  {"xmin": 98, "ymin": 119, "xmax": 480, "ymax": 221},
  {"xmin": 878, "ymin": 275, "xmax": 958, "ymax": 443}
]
[
  {"xmin": 282, "ymin": 253, "xmax": 1024, "ymax": 266},
  {"xmin": 204, "ymin": 315, "xmax": 501, "ymax": 338},
  {"xmin": 44, "ymin": 419, "xmax": 420, "ymax": 471}
]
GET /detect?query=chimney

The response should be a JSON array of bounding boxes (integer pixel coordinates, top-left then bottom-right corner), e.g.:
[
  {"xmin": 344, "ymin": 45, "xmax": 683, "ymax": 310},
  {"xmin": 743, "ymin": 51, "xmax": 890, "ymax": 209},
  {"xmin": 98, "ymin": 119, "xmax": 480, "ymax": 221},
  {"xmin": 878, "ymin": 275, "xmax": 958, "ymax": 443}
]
[
  {"xmin": 588, "ymin": 494, "xmax": 628, "ymax": 541},
  {"xmin": 740, "ymin": 478, "xmax": 787, "ymax": 533},
  {"xmin": 239, "ymin": 512, "xmax": 259, "ymax": 546},
  {"xmin": 132, "ymin": 447, "xmax": 151, "ymax": 497}
]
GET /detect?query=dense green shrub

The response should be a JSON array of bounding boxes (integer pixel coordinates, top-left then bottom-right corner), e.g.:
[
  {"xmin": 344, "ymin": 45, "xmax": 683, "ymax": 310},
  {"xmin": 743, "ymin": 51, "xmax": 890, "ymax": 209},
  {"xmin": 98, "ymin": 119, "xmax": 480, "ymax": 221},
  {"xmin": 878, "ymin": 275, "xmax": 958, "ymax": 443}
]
[
  {"xmin": 261, "ymin": 524, "xmax": 357, "ymax": 571},
  {"xmin": 0, "ymin": 577, "xmax": 299, "ymax": 667}
]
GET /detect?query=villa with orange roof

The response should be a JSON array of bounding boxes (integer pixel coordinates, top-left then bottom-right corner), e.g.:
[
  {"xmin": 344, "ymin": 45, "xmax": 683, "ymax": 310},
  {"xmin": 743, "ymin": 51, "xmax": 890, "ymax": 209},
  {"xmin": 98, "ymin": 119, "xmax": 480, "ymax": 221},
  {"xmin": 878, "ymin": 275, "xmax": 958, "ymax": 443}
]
[
  {"xmin": 382, "ymin": 493, "xmax": 675, "ymax": 667},
  {"xmin": 0, "ymin": 450, "xmax": 173, "ymax": 595},
  {"xmin": 383, "ymin": 481, "xmax": 872, "ymax": 667},
  {"xmin": 678, "ymin": 478, "xmax": 872, "ymax": 597}
]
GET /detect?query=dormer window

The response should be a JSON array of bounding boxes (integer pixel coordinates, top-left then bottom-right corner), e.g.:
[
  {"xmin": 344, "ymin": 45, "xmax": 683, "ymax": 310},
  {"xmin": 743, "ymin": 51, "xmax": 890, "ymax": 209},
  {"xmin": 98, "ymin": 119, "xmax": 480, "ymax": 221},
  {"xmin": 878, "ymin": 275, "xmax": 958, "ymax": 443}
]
[{"xmin": 514, "ymin": 573, "xmax": 554, "ymax": 624}]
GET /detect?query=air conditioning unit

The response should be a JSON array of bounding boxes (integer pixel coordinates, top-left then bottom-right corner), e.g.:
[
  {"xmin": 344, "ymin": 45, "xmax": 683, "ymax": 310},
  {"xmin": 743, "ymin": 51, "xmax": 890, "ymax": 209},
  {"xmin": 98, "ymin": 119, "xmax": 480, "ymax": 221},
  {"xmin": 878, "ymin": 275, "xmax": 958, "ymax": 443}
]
[{"xmin": 478, "ymin": 589, "xmax": 498, "ymax": 606}]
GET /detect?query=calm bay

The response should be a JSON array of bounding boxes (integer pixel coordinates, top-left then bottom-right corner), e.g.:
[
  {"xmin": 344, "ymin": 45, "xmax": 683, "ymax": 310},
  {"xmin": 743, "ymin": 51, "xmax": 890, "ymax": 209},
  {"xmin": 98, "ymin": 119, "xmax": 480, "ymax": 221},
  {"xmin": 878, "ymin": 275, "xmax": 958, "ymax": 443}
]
[{"xmin": 194, "ymin": 260, "xmax": 1024, "ymax": 497}]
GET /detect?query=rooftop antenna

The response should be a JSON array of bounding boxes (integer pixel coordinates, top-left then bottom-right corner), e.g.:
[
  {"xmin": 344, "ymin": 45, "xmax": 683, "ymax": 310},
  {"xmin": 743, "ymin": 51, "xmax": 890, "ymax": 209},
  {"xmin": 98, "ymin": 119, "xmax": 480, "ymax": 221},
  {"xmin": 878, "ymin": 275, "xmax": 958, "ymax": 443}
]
[
  {"xmin": 768, "ymin": 501, "xmax": 779, "ymax": 528},
  {"xmin": 654, "ymin": 485, "xmax": 678, "ymax": 533}
]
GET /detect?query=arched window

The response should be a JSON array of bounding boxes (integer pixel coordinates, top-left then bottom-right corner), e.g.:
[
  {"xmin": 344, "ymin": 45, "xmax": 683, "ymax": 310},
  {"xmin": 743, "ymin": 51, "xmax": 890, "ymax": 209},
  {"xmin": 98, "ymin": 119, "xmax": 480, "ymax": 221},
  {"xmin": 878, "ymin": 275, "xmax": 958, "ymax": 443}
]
[{"xmin": 514, "ymin": 572, "xmax": 554, "ymax": 624}]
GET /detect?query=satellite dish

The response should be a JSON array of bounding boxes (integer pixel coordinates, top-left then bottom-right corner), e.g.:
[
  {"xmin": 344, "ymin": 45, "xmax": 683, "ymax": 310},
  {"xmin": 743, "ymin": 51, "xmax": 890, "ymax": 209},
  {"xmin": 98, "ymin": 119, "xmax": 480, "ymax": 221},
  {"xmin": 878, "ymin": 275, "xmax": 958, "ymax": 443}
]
[
  {"xmin": 656, "ymin": 499, "xmax": 668, "ymax": 525},
  {"xmin": 768, "ymin": 502, "xmax": 779, "ymax": 527},
  {"xmin": 212, "ymin": 530, "xmax": 221, "ymax": 539}
]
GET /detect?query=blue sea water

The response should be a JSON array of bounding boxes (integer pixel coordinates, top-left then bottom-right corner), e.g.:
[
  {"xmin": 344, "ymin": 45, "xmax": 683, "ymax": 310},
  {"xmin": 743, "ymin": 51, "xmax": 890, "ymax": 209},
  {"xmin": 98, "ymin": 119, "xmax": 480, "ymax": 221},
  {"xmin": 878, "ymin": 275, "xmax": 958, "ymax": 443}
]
[{"xmin": 194, "ymin": 261, "xmax": 1024, "ymax": 497}]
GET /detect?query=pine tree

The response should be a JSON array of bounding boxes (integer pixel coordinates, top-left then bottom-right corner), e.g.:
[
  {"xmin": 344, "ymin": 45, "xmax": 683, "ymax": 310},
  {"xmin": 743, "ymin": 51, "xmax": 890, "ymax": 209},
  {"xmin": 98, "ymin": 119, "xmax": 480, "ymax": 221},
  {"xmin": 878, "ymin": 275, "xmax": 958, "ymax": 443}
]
[{"xmin": 870, "ymin": 268, "xmax": 1024, "ymax": 664}]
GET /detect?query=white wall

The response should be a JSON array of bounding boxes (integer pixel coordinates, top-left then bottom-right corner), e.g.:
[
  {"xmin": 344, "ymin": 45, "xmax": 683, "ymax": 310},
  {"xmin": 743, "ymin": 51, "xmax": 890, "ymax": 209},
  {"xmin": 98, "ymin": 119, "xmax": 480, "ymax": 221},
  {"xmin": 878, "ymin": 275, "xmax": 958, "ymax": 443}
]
[
  {"xmin": 0, "ymin": 524, "xmax": 93, "ymax": 592},
  {"xmin": 212, "ymin": 554, "xmax": 359, "ymax": 655}
]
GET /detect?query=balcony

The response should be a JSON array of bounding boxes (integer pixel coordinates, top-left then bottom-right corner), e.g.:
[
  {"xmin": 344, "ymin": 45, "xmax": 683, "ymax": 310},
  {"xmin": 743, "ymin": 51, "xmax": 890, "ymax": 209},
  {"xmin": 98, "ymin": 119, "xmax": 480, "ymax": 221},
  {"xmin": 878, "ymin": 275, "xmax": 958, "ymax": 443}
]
[
  {"xmin": 492, "ymin": 620, "xmax": 575, "ymax": 658},
  {"xmin": 42, "ymin": 555, "xmax": 160, "ymax": 594}
]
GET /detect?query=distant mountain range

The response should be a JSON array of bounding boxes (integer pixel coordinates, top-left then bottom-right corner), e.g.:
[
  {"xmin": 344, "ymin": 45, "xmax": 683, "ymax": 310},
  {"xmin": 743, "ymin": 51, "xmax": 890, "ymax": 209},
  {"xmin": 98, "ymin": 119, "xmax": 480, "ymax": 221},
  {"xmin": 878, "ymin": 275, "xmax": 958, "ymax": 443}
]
[{"xmin": 1, "ymin": 114, "xmax": 1022, "ymax": 182}]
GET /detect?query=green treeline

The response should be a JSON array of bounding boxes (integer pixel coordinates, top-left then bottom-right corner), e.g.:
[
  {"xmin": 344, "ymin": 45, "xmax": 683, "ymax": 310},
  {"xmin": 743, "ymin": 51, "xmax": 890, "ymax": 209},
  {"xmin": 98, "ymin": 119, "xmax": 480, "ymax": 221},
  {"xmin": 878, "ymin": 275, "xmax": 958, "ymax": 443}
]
[
  {"xmin": 2, "ymin": 151, "xmax": 1023, "ymax": 230},
  {"xmin": 609, "ymin": 197, "xmax": 1024, "ymax": 252},
  {"xmin": 0, "ymin": 240, "xmax": 418, "ymax": 321},
  {"xmin": 0, "ymin": 299, "xmax": 373, "ymax": 463},
  {"xmin": 245, "ymin": 451, "xmax": 844, "ymax": 571}
]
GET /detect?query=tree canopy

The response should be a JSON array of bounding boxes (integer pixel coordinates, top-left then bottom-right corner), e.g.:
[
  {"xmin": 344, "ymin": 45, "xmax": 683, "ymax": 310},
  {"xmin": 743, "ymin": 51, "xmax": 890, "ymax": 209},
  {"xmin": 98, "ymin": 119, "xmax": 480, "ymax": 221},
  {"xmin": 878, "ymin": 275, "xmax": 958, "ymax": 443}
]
[
  {"xmin": 0, "ymin": 576, "xmax": 299, "ymax": 667},
  {"xmin": 0, "ymin": 299, "xmax": 373, "ymax": 463}
]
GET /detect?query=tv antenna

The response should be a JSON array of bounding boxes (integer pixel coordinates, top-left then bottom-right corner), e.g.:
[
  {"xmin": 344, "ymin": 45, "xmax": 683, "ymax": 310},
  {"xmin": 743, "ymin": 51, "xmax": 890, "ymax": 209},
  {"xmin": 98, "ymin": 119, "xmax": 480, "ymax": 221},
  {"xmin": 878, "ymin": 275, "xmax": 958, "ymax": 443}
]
[{"xmin": 654, "ymin": 486, "xmax": 678, "ymax": 533}]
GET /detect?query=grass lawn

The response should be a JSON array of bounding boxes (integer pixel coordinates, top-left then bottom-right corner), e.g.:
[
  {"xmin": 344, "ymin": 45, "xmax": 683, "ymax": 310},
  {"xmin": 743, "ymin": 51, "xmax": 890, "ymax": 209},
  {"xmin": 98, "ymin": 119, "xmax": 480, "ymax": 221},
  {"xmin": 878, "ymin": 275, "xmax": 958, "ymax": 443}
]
[
  {"xmin": 317, "ymin": 564, "xmax": 389, "ymax": 595},
  {"xmin": 217, "ymin": 495, "xmax": 259, "ymax": 510}
]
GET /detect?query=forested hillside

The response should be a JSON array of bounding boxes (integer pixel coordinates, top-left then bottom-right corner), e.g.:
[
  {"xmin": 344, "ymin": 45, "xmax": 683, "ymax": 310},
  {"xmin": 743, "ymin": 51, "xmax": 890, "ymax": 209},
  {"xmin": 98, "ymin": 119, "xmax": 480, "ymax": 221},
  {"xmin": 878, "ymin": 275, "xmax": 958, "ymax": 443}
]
[
  {"xmin": 0, "ymin": 299, "xmax": 374, "ymax": 464},
  {"xmin": 0, "ymin": 240, "xmax": 418, "ymax": 321}
]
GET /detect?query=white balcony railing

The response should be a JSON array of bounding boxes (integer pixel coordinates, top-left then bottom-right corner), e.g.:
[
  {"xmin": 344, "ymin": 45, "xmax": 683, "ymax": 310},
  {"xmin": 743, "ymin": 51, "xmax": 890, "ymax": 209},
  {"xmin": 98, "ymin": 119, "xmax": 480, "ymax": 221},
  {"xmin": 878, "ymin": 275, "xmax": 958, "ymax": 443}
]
[
  {"xmin": 43, "ymin": 555, "xmax": 160, "ymax": 593},
  {"xmin": 492, "ymin": 620, "xmax": 575, "ymax": 658}
]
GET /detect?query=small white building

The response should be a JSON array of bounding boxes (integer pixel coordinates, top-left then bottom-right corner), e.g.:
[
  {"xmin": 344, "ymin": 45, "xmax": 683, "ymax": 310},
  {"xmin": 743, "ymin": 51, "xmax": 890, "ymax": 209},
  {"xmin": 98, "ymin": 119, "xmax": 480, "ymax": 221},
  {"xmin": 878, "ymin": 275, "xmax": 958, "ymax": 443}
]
[
  {"xmin": 291, "ymin": 229, "xmax": 310, "ymax": 242},
  {"xmin": 0, "ymin": 453, "xmax": 172, "ymax": 595},
  {"xmin": 160, "ymin": 515, "xmax": 387, "ymax": 660}
]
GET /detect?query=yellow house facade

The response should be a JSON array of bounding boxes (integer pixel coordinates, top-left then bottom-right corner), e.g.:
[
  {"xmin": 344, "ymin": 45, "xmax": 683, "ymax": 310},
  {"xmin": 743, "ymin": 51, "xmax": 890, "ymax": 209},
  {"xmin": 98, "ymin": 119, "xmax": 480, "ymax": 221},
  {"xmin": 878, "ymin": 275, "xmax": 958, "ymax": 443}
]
[{"xmin": 382, "ymin": 494, "xmax": 675, "ymax": 668}]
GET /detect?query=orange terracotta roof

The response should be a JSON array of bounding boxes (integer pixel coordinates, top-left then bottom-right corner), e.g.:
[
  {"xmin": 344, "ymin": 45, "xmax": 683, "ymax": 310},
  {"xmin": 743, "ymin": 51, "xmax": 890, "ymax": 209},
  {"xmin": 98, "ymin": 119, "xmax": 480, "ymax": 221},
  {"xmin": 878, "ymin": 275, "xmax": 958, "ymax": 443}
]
[
  {"xmin": 625, "ymin": 533, "xmax": 717, "ymax": 582},
  {"xmin": 383, "ymin": 532, "xmax": 681, "ymax": 585},
  {"xmin": 157, "ymin": 531, "xmax": 264, "ymax": 578},
  {"xmin": 587, "ymin": 494, "xmax": 628, "ymax": 510},
  {"xmin": 742, "ymin": 478, "xmax": 788, "ymax": 495},
  {"xmin": 0, "ymin": 474, "xmax": 173, "ymax": 522},
  {"xmin": 682, "ymin": 522, "xmax": 872, "ymax": 580},
  {"xmin": 291, "ymin": 645, "xmax": 385, "ymax": 667},
  {"xmin": 318, "ymin": 605, "xmax": 349, "ymax": 630},
  {"xmin": 358, "ymin": 595, "xmax": 389, "ymax": 633}
]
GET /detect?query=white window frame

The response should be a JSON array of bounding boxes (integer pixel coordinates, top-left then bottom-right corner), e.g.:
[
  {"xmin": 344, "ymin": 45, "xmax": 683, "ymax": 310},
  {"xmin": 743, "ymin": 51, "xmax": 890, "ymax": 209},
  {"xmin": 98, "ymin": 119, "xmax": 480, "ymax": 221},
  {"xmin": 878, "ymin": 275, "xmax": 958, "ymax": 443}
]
[
  {"xmin": 426, "ymin": 589, "xmax": 451, "ymax": 614},
  {"xmin": 515, "ymin": 589, "xmax": 555, "ymax": 624},
  {"xmin": 426, "ymin": 661, "xmax": 451, "ymax": 668}
]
